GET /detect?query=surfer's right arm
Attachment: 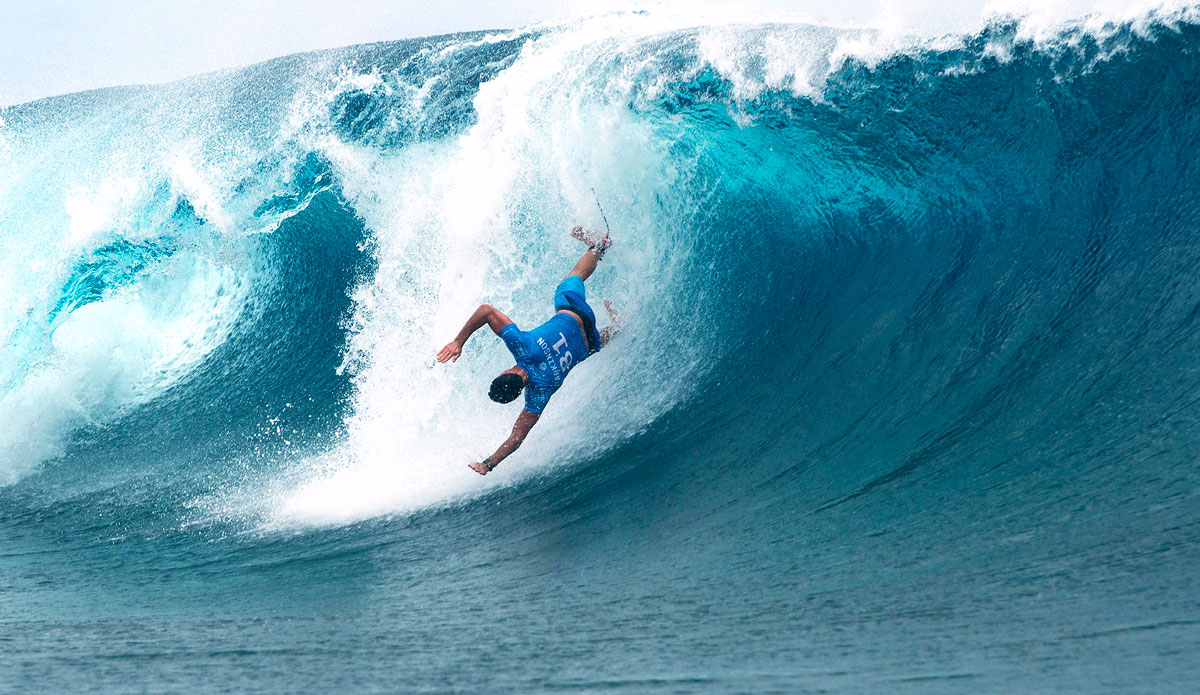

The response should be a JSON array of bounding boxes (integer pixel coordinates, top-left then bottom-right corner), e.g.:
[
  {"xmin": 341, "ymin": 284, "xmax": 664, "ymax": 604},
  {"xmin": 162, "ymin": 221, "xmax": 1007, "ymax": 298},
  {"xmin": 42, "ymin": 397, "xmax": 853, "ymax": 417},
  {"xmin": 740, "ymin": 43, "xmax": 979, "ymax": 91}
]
[{"xmin": 436, "ymin": 304, "xmax": 514, "ymax": 363}]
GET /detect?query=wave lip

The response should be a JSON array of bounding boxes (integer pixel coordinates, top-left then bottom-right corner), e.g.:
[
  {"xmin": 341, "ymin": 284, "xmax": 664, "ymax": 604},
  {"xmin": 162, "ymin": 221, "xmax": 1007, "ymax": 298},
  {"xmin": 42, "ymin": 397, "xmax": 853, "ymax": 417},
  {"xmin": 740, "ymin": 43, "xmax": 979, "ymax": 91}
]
[{"xmin": 2, "ymin": 8, "xmax": 1199, "ymax": 521}]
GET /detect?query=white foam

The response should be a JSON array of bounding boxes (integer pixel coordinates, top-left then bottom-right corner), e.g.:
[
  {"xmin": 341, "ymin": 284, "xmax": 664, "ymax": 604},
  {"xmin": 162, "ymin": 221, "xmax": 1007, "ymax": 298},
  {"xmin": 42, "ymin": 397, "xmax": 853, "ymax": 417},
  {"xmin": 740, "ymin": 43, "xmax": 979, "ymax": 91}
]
[
  {"xmin": 167, "ymin": 153, "xmax": 237, "ymax": 235},
  {"xmin": 268, "ymin": 24, "xmax": 715, "ymax": 526},
  {"xmin": 63, "ymin": 176, "xmax": 142, "ymax": 250}
]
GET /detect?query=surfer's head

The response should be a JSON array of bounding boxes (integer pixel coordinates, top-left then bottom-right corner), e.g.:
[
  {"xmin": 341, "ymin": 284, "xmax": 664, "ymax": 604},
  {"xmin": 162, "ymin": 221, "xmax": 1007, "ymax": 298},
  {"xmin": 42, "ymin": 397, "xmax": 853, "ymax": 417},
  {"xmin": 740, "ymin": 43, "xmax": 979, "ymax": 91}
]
[{"xmin": 489, "ymin": 371, "xmax": 524, "ymax": 404}]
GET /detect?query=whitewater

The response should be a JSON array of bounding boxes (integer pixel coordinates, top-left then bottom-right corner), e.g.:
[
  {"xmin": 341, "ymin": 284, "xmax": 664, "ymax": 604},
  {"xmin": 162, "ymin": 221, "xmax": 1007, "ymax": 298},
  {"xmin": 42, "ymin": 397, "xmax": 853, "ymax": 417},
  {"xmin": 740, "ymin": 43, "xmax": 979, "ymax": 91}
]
[{"xmin": 3, "ymin": 6, "xmax": 1200, "ymax": 693}]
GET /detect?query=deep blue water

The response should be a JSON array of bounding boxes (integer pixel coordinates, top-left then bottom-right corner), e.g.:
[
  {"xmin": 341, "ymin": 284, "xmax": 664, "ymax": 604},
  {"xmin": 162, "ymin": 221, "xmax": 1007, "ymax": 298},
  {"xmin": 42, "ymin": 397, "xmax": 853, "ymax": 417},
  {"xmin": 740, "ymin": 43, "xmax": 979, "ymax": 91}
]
[{"xmin": 3, "ymin": 11, "xmax": 1200, "ymax": 693}]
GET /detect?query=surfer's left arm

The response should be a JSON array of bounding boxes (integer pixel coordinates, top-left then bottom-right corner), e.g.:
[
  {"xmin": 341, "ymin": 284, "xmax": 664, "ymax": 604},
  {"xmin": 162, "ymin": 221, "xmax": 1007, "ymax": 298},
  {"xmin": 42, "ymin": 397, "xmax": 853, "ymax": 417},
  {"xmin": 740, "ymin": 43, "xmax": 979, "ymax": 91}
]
[{"xmin": 469, "ymin": 409, "xmax": 540, "ymax": 475}]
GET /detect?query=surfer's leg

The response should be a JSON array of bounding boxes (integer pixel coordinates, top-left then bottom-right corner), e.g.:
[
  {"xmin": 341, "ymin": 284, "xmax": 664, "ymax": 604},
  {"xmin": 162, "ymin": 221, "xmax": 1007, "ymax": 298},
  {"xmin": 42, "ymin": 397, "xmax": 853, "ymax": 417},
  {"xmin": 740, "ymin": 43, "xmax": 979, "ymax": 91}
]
[
  {"xmin": 564, "ymin": 227, "xmax": 610, "ymax": 282},
  {"xmin": 564, "ymin": 246, "xmax": 603, "ymax": 282}
]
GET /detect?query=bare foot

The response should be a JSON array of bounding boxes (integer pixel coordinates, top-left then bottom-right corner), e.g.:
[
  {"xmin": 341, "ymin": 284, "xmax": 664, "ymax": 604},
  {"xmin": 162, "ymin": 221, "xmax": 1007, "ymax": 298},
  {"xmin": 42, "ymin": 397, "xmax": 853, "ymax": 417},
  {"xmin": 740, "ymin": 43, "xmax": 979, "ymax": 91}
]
[
  {"xmin": 570, "ymin": 226, "xmax": 600, "ymax": 245},
  {"xmin": 572, "ymin": 227, "xmax": 612, "ymax": 261}
]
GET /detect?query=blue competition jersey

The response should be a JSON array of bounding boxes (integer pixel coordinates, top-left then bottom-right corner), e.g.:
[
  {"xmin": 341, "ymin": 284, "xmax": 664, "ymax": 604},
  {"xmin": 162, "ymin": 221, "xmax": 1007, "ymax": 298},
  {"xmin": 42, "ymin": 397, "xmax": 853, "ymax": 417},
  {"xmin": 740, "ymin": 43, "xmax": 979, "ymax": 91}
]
[{"xmin": 500, "ymin": 313, "xmax": 592, "ymax": 414}]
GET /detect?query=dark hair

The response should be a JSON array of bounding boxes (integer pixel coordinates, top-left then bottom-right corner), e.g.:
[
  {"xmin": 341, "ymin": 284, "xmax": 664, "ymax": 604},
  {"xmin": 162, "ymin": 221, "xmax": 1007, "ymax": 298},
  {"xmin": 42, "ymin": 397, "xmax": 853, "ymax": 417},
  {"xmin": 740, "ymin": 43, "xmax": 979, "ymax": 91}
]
[{"xmin": 489, "ymin": 373, "xmax": 524, "ymax": 403}]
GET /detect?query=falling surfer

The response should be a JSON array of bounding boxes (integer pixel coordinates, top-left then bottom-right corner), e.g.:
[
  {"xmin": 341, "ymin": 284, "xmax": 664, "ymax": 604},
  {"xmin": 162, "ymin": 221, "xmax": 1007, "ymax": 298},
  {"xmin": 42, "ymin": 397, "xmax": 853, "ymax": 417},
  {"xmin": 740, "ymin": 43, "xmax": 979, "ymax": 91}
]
[{"xmin": 436, "ymin": 226, "xmax": 620, "ymax": 475}]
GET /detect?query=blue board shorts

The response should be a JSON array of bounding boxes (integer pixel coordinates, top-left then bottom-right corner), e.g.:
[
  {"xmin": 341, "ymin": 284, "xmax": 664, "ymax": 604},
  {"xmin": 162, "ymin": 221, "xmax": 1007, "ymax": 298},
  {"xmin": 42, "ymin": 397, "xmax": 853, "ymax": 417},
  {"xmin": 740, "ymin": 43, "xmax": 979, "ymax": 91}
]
[{"xmin": 553, "ymin": 275, "xmax": 603, "ymax": 355}]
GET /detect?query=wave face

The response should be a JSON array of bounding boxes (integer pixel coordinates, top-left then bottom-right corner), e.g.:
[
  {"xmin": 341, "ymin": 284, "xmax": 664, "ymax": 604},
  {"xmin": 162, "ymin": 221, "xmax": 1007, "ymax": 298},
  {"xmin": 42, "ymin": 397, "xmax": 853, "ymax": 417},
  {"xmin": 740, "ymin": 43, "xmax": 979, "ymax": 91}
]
[{"xmin": 4, "ymin": 10, "xmax": 1200, "ymax": 693}]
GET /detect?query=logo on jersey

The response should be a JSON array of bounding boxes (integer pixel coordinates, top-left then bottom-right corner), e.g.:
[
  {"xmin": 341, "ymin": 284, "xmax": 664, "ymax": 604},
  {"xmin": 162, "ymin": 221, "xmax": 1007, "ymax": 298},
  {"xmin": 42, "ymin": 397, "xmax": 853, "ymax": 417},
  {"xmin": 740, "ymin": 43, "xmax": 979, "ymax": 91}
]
[{"xmin": 537, "ymin": 331, "xmax": 574, "ymax": 382}]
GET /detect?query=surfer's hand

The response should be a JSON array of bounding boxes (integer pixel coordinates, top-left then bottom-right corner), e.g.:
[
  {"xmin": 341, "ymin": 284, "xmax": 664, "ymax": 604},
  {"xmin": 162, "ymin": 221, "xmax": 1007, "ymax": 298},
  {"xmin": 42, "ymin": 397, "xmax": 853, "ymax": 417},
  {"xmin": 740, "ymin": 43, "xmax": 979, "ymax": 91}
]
[
  {"xmin": 469, "ymin": 461, "xmax": 490, "ymax": 475},
  {"xmin": 436, "ymin": 341, "xmax": 462, "ymax": 363}
]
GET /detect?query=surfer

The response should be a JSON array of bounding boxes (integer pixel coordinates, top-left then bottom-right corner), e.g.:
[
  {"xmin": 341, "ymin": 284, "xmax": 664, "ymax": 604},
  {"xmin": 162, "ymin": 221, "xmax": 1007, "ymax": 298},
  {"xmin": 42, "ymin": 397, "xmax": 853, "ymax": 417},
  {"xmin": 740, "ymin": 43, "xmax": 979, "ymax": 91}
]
[{"xmin": 436, "ymin": 227, "xmax": 620, "ymax": 475}]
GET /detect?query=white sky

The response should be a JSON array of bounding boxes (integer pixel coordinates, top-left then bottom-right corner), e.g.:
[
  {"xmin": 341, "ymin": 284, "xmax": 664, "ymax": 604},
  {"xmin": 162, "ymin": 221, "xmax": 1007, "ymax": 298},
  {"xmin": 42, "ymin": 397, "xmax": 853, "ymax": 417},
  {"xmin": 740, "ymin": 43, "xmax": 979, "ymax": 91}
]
[
  {"xmin": 0, "ymin": 0, "xmax": 1142, "ymax": 107},
  {"xmin": 0, "ymin": 0, "xmax": 590, "ymax": 106}
]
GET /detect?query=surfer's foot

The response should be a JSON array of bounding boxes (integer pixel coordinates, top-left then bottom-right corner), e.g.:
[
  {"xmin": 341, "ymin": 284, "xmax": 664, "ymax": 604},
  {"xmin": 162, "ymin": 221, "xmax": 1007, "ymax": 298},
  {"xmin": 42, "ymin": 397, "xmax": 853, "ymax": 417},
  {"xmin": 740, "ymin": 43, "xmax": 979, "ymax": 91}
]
[
  {"xmin": 572, "ymin": 226, "xmax": 611, "ymax": 260},
  {"xmin": 571, "ymin": 226, "xmax": 610, "ymax": 247},
  {"xmin": 591, "ymin": 232, "xmax": 611, "ymax": 260}
]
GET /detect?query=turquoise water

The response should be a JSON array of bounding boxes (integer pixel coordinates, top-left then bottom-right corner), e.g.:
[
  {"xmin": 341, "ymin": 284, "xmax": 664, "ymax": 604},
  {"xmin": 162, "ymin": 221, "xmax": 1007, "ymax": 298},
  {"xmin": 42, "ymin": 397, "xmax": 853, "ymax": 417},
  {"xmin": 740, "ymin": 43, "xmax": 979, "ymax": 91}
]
[{"xmin": 3, "ymin": 11, "xmax": 1200, "ymax": 693}]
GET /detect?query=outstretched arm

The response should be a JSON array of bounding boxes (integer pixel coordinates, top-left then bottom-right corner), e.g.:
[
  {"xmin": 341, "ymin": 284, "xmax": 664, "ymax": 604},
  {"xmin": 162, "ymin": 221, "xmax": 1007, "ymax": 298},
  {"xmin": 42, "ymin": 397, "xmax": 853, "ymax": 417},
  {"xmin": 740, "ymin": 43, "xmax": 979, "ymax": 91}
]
[
  {"xmin": 600, "ymin": 300, "xmax": 621, "ymax": 346},
  {"xmin": 437, "ymin": 303, "xmax": 514, "ymax": 363},
  {"xmin": 470, "ymin": 409, "xmax": 540, "ymax": 475}
]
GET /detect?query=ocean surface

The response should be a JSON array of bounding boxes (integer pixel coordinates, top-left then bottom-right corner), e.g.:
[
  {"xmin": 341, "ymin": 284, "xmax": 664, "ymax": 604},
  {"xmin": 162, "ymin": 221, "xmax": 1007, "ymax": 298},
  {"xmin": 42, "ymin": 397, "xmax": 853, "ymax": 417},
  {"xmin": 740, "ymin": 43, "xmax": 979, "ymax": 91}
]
[{"xmin": 3, "ymin": 8, "xmax": 1200, "ymax": 693}]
